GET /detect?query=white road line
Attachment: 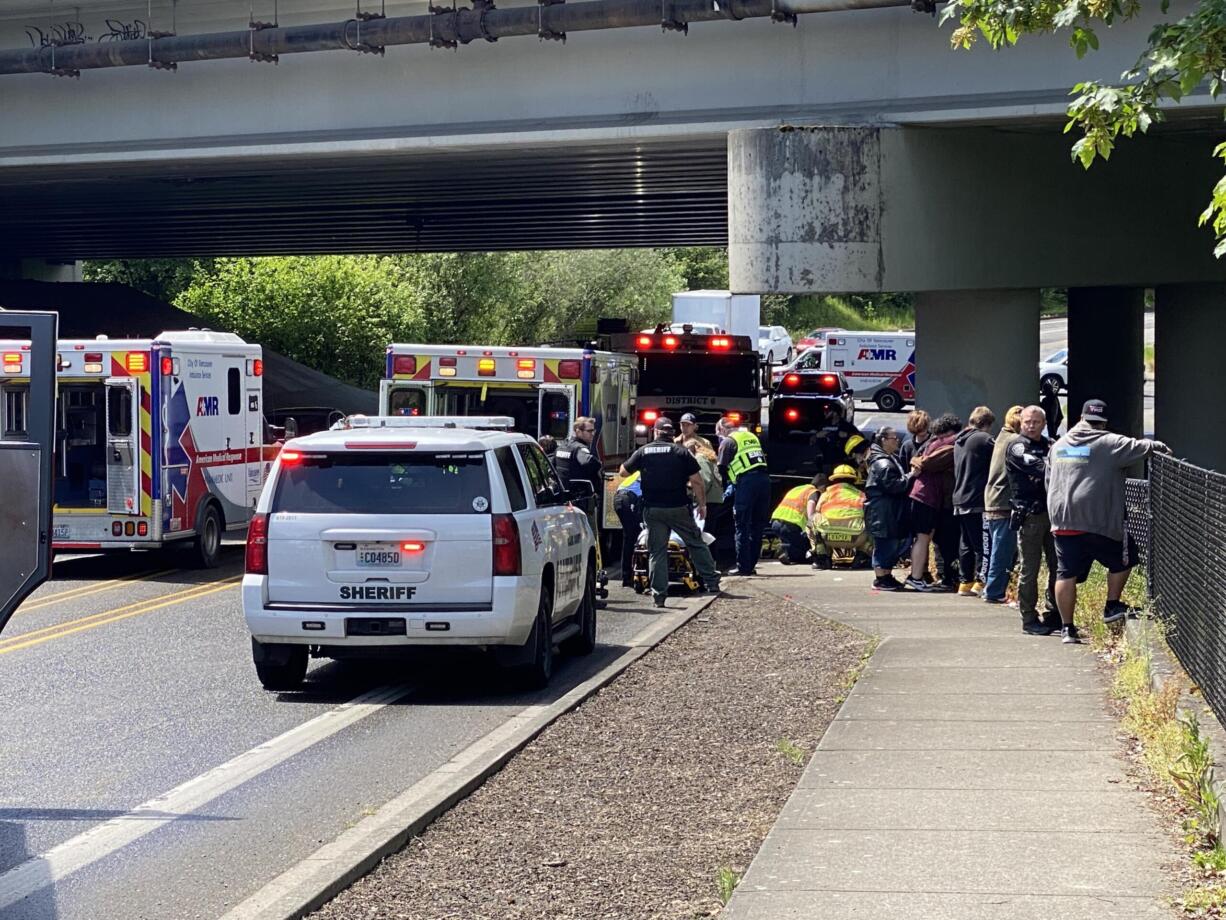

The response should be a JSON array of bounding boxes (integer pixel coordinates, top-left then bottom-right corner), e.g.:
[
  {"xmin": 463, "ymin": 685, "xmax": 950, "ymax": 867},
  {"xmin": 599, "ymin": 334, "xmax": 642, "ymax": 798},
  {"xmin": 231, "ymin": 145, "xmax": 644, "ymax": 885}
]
[{"xmin": 0, "ymin": 682, "xmax": 413, "ymax": 912}]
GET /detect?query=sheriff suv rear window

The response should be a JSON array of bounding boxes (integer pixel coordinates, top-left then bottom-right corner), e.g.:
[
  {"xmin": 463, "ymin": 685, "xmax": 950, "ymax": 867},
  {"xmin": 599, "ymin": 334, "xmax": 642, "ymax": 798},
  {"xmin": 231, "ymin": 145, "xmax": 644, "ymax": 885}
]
[{"xmin": 272, "ymin": 452, "xmax": 491, "ymax": 515}]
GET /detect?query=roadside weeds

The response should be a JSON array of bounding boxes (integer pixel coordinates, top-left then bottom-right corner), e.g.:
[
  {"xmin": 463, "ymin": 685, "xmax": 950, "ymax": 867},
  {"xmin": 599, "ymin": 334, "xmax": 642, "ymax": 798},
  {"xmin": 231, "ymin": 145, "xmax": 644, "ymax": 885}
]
[{"xmin": 1084, "ymin": 567, "xmax": 1226, "ymax": 916}]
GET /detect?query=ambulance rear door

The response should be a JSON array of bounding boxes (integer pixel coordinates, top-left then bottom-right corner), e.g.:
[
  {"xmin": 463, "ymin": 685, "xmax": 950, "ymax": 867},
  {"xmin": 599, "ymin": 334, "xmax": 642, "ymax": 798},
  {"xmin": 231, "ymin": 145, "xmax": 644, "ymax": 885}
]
[
  {"xmin": 538, "ymin": 384, "xmax": 572, "ymax": 440},
  {"xmin": 381, "ymin": 379, "xmax": 433, "ymax": 418},
  {"xmin": 104, "ymin": 377, "xmax": 140, "ymax": 514}
]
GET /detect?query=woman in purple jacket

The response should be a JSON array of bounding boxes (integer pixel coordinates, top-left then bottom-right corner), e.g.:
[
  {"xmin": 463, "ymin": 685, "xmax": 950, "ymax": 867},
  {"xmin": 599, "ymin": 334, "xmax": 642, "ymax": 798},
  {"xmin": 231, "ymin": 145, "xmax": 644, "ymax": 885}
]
[{"xmin": 905, "ymin": 413, "xmax": 962, "ymax": 592}]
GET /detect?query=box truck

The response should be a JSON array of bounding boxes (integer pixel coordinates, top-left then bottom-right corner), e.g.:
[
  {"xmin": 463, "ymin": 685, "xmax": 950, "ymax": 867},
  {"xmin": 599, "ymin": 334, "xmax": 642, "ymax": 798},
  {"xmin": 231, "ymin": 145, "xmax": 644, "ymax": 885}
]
[{"xmin": 671, "ymin": 291, "xmax": 760, "ymax": 343}]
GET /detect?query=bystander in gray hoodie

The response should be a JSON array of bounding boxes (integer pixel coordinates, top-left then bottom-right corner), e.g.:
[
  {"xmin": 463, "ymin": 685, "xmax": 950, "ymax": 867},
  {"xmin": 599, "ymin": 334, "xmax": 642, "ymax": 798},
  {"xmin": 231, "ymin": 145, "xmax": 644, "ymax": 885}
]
[{"xmin": 1047, "ymin": 415, "xmax": 1167, "ymax": 542}]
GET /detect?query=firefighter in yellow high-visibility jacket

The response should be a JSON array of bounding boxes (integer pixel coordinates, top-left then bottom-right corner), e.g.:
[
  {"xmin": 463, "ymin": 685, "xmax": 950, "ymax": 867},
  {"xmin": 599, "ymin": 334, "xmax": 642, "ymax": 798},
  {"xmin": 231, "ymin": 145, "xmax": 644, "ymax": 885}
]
[
  {"xmin": 810, "ymin": 465, "xmax": 872, "ymax": 569},
  {"xmin": 769, "ymin": 474, "xmax": 825, "ymax": 564}
]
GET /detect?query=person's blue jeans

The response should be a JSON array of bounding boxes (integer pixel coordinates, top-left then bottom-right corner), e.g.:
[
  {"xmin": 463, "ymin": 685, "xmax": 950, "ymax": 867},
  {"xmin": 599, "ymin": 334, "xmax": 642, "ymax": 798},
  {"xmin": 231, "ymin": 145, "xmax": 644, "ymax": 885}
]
[
  {"xmin": 871, "ymin": 536, "xmax": 907, "ymax": 572},
  {"xmin": 770, "ymin": 519, "xmax": 810, "ymax": 563},
  {"xmin": 982, "ymin": 516, "xmax": 1017, "ymax": 601},
  {"xmin": 733, "ymin": 469, "xmax": 771, "ymax": 573}
]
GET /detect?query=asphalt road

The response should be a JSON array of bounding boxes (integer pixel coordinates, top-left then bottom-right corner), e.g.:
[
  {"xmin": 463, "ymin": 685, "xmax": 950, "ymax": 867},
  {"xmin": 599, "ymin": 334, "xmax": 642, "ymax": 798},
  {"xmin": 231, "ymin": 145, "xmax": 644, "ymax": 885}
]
[{"xmin": 0, "ymin": 550, "xmax": 671, "ymax": 920}]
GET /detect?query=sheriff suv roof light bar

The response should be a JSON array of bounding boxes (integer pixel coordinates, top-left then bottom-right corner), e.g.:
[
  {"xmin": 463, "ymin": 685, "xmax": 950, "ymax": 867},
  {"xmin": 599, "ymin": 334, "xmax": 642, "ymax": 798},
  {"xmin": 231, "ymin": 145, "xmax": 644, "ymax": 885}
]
[{"xmin": 334, "ymin": 415, "xmax": 516, "ymax": 431}]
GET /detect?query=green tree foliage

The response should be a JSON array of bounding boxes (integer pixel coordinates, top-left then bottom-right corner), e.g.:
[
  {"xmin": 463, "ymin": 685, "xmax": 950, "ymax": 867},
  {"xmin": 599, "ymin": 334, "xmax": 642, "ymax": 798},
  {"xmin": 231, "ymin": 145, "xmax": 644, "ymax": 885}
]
[
  {"xmin": 176, "ymin": 256, "xmax": 426, "ymax": 389},
  {"xmin": 660, "ymin": 247, "xmax": 730, "ymax": 290},
  {"xmin": 942, "ymin": 0, "xmax": 1226, "ymax": 254},
  {"xmin": 82, "ymin": 258, "xmax": 211, "ymax": 304},
  {"xmin": 167, "ymin": 251, "xmax": 682, "ymax": 388}
]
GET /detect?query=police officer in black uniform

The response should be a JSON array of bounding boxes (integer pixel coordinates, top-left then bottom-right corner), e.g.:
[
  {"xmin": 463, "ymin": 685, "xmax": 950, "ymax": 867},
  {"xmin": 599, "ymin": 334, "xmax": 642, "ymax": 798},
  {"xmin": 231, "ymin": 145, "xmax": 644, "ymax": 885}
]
[
  {"xmin": 554, "ymin": 416, "xmax": 604, "ymax": 532},
  {"xmin": 620, "ymin": 417, "xmax": 721, "ymax": 607}
]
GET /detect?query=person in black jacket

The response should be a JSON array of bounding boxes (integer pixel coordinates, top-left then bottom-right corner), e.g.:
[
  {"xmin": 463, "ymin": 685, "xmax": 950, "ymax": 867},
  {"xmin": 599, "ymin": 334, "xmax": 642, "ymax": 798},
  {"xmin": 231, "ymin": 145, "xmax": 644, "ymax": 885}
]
[
  {"xmin": 554, "ymin": 416, "xmax": 604, "ymax": 538},
  {"xmin": 1005, "ymin": 405, "xmax": 1060, "ymax": 635},
  {"xmin": 864, "ymin": 427, "xmax": 912, "ymax": 592},
  {"xmin": 952, "ymin": 406, "xmax": 995, "ymax": 596}
]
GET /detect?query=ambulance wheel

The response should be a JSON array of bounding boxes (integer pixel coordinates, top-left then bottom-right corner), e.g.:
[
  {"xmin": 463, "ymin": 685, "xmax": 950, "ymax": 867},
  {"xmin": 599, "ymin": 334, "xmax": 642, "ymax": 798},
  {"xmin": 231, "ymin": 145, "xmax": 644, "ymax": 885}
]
[
  {"xmin": 874, "ymin": 389, "xmax": 903, "ymax": 413},
  {"xmin": 191, "ymin": 504, "xmax": 223, "ymax": 569},
  {"xmin": 562, "ymin": 557, "xmax": 598, "ymax": 657},
  {"xmin": 252, "ymin": 640, "xmax": 307, "ymax": 691},
  {"xmin": 517, "ymin": 583, "xmax": 555, "ymax": 689}
]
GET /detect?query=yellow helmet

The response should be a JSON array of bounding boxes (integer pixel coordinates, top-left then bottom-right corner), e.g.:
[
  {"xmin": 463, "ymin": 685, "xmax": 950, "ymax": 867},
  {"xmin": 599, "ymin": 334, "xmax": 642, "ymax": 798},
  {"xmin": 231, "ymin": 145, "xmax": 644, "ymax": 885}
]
[
  {"xmin": 844, "ymin": 433, "xmax": 867, "ymax": 456},
  {"xmin": 830, "ymin": 464, "xmax": 859, "ymax": 484}
]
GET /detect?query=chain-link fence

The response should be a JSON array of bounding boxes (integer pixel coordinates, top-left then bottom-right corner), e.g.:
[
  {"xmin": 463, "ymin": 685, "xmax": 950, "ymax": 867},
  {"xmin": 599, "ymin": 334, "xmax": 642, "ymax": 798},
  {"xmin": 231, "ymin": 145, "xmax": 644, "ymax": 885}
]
[{"xmin": 1138, "ymin": 454, "xmax": 1226, "ymax": 725}]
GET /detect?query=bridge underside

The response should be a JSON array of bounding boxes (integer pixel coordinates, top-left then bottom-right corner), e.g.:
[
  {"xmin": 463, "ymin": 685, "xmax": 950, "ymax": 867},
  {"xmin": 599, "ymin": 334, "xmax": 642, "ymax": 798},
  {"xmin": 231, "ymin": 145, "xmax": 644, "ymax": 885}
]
[{"xmin": 0, "ymin": 138, "xmax": 728, "ymax": 258}]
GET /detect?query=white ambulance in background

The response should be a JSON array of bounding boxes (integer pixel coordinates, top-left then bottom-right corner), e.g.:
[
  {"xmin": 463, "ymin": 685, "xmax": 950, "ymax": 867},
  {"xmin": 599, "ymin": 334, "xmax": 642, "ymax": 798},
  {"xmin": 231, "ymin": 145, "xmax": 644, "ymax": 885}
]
[
  {"xmin": 0, "ymin": 331, "xmax": 276, "ymax": 567},
  {"xmin": 823, "ymin": 332, "xmax": 916, "ymax": 412}
]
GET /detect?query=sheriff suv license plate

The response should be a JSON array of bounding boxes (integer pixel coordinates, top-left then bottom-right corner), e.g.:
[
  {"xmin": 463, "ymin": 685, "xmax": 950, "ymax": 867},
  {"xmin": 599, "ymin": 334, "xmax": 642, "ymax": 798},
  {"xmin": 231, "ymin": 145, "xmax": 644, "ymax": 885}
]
[{"xmin": 355, "ymin": 544, "xmax": 401, "ymax": 568}]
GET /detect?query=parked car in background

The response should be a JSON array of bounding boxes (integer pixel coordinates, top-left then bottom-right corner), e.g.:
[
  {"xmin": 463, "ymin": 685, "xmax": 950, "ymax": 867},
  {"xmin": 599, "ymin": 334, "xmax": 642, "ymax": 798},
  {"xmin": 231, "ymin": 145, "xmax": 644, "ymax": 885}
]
[
  {"xmin": 1039, "ymin": 348, "xmax": 1068, "ymax": 393},
  {"xmin": 796, "ymin": 327, "xmax": 845, "ymax": 351},
  {"xmin": 267, "ymin": 406, "xmax": 346, "ymax": 438},
  {"xmin": 758, "ymin": 325, "xmax": 793, "ymax": 366},
  {"xmin": 771, "ymin": 345, "xmax": 823, "ymax": 387}
]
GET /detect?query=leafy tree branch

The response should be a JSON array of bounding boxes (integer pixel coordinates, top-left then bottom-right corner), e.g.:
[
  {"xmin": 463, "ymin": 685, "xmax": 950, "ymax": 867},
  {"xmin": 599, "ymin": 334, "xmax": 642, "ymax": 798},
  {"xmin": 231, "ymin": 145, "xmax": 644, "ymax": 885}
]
[{"xmin": 943, "ymin": 0, "xmax": 1226, "ymax": 253}]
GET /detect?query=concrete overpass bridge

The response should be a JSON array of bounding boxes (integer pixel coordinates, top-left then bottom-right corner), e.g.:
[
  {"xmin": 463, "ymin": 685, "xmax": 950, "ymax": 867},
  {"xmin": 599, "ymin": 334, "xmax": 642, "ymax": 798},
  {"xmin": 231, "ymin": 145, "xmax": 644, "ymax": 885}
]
[{"xmin": 1, "ymin": 0, "xmax": 1224, "ymax": 466}]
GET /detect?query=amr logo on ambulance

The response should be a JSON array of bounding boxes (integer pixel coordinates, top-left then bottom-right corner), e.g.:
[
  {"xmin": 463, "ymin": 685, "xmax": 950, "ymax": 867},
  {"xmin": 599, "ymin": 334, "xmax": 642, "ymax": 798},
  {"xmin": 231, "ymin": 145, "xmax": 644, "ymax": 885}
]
[{"xmin": 0, "ymin": 331, "xmax": 274, "ymax": 568}]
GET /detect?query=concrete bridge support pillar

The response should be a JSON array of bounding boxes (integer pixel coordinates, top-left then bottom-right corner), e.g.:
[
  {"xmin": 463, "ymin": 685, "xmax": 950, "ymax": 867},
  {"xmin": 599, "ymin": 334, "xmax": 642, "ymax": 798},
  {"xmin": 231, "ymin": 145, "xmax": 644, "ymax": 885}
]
[
  {"xmin": 1067, "ymin": 287, "xmax": 1144, "ymax": 438},
  {"xmin": 914, "ymin": 289, "xmax": 1039, "ymax": 425},
  {"xmin": 1155, "ymin": 284, "xmax": 1226, "ymax": 471}
]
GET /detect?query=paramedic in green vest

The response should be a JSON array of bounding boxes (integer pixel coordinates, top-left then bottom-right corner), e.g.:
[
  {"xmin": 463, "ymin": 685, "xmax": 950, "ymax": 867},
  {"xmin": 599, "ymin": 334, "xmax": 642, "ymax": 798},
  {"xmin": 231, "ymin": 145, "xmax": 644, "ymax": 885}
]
[
  {"xmin": 770, "ymin": 475, "xmax": 823, "ymax": 565},
  {"xmin": 717, "ymin": 416, "xmax": 771, "ymax": 576}
]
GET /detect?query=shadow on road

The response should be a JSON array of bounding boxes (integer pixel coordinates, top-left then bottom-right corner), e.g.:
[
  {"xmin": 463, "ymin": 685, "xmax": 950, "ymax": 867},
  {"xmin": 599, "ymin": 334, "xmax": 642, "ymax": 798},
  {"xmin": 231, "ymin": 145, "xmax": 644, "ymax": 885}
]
[
  {"xmin": 271, "ymin": 641, "xmax": 637, "ymax": 710},
  {"xmin": 0, "ymin": 820, "xmax": 56, "ymax": 920},
  {"xmin": 47, "ymin": 547, "xmax": 244, "ymax": 584}
]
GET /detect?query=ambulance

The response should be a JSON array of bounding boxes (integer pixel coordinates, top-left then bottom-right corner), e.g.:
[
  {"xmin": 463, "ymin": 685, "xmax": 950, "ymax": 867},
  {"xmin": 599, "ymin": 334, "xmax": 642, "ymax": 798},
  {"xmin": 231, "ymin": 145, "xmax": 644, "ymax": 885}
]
[
  {"xmin": 823, "ymin": 332, "xmax": 916, "ymax": 412},
  {"xmin": 0, "ymin": 331, "xmax": 275, "ymax": 567},
  {"xmin": 380, "ymin": 343, "xmax": 639, "ymax": 531}
]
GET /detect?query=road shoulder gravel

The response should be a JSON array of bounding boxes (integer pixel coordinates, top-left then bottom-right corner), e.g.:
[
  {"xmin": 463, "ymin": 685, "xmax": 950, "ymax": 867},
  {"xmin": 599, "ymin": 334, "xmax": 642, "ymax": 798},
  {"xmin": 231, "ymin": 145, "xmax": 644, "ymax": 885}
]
[{"xmin": 294, "ymin": 580, "xmax": 868, "ymax": 920}]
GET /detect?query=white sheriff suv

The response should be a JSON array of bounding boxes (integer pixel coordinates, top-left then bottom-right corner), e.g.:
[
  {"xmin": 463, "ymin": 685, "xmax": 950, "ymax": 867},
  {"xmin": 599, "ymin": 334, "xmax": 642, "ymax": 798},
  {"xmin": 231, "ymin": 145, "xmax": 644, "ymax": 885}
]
[{"xmin": 243, "ymin": 416, "xmax": 598, "ymax": 691}]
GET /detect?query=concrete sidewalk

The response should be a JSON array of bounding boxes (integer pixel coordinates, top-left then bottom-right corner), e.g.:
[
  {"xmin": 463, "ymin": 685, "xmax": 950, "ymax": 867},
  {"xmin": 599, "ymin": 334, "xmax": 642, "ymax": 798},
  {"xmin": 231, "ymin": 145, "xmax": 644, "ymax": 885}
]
[{"xmin": 722, "ymin": 567, "xmax": 1178, "ymax": 920}]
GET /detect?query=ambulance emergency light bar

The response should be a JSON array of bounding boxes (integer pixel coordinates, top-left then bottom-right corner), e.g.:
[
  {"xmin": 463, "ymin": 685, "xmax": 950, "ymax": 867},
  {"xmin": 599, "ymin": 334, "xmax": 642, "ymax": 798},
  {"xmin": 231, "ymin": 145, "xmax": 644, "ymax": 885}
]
[{"xmin": 333, "ymin": 415, "xmax": 517, "ymax": 431}]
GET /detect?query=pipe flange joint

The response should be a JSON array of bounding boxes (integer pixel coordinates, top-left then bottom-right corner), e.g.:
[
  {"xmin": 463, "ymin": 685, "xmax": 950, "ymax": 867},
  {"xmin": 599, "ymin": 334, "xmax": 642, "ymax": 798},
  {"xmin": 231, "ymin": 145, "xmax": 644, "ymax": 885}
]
[
  {"xmin": 537, "ymin": 0, "xmax": 565, "ymax": 43},
  {"xmin": 344, "ymin": 19, "xmax": 386, "ymax": 53}
]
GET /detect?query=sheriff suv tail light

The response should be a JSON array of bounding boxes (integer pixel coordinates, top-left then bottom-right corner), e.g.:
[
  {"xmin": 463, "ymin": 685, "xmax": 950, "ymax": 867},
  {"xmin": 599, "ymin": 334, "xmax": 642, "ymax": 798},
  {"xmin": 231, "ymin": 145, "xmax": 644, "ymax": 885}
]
[
  {"xmin": 492, "ymin": 513, "xmax": 521, "ymax": 576},
  {"xmin": 246, "ymin": 513, "xmax": 269, "ymax": 575}
]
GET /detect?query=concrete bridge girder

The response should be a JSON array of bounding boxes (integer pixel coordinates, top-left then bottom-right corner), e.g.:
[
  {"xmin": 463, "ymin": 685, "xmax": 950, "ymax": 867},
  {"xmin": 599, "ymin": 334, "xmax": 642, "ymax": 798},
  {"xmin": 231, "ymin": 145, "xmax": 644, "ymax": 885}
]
[
  {"xmin": 728, "ymin": 125, "xmax": 1225, "ymax": 469},
  {"xmin": 728, "ymin": 124, "xmax": 1226, "ymax": 294}
]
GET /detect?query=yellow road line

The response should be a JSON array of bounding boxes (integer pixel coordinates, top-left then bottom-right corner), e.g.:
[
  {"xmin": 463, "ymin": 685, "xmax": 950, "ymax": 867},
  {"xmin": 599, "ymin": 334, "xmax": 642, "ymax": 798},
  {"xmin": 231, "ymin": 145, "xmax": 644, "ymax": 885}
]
[
  {"xmin": 0, "ymin": 577, "xmax": 242, "ymax": 655},
  {"xmin": 18, "ymin": 569, "xmax": 178, "ymax": 613}
]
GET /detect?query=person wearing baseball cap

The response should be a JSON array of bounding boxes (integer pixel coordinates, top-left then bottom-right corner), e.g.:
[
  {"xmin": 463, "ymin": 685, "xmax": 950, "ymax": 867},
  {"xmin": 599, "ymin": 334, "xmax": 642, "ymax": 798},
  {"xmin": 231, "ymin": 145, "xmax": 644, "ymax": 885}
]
[
  {"xmin": 1046, "ymin": 398, "xmax": 1171, "ymax": 643},
  {"xmin": 676, "ymin": 412, "xmax": 714, "ymax": 455},
  {"xmin": 620, "ymin": 416, "xmax": 720, "ymax": 607}
]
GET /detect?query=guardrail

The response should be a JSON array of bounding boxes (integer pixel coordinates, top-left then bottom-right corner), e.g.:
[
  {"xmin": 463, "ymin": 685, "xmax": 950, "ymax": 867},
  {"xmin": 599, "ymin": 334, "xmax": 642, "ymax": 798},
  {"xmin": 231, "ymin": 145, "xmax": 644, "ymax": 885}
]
[{"xmin": 1128, "ymin": 455, "xmax": 1226, "ymax": 724}]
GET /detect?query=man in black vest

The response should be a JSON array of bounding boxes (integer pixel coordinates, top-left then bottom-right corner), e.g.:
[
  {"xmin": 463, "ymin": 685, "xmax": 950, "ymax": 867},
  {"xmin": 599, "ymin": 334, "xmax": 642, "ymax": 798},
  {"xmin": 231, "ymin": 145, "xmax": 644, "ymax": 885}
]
[
  {"xmin": 554, "ymin": 416, "xmax": 604, "ymax": 528},
  {"xmin": 620, "ymin": 417, "xmax": 720, "ymax": 607}
]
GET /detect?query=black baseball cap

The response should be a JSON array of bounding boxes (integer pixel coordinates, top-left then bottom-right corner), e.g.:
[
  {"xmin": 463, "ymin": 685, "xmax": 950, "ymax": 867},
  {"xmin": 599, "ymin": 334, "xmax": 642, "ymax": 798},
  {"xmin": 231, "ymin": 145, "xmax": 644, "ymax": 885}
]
[
  {"xmin": 1081, "ymin": 399, "xmax": 1108, "ymax": 422},
  {"xmin": 680, "ymin": 412, "xmax": 697, "ymax": 424},
  {"xmin": 654, "ymin": 416, "xmax": 675, "ymax": 433}
]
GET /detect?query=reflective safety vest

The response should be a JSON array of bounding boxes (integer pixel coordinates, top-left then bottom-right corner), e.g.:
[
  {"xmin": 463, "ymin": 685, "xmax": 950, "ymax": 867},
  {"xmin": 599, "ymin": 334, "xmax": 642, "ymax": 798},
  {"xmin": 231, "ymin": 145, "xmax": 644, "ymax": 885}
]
[
  {"xmin": 617, "ymin": 471, "xmax": 641, "ymax": 492},
  {"xmin": 727, "ymin": 430, "xmax": 768, "ymax": 483},
  {"xmin": 814, "ymin": 482, "xmax": 866, "ymax": 534},
  {"xmin": 771, "ymin": 484, "xmax": 816, "ymax": 528}
]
